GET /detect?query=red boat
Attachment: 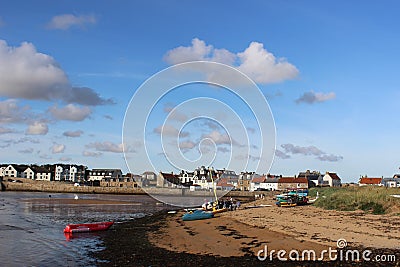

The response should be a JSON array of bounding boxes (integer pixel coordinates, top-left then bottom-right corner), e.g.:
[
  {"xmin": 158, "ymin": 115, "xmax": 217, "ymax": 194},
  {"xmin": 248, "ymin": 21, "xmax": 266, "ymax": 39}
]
[{"xmin": 63, "ymin": 221, "xmax": 114, "ymax": 233}]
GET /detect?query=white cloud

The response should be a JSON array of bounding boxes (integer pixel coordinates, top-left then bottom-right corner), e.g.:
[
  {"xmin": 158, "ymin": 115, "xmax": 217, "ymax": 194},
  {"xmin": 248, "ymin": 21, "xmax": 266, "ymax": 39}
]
[
  {"xmin": 0, "ymin": 99, "xmax": 30, "ymax": 123},
  {"xmin": 3, "ymin": 137, "xmax": 39, "ymax": 145},
  {"xmin": 202, "ymin": 130, "xmax": 239, "ymax": 146},
  {"xmin": 203, "ymin": 120, "xmax": 221, "ymax": 131},
  {"xmin": 164, "ymin": 38, "xmax": 213, "ymax": 64},
  {"xmin": 63, "ymin": 130, "xmax": 84, "ymax": 137},
  {"xmin": 0, "ymin": 126, "xmax": 15, "ymax": 134},
  {"xmin": 281, "ymin": 143, "xmax": 324, "ymax": 156},
  {"xmin": 47, "ymin": 14, "xmax": 96, "ymax": 30},
  {"xmin": 85, "ymin": 141, "xmax": 125, "ymax": 153},
  {"xmin": 26, "ymin": 121, "xmax": 48, "ymax": 135},
  {"xmin": 296, "ymin": 91, "xmax": 336, "ymax": 104},
  {"xmin": 236, "ymin": 42, "xmax": 299, "ymax": 84},
  {"xmin": 234, "ymin": 154, "xmax": 261, "ymax": 162},
  {"xmin": 280, "ymin": 143, "xmax": 343, "ymax": 162},
  {"xmin": 52, "ymin": 143, "xmax": 65, "ymax": 154},
  {"xmin": 246, "ymin": 127, "xmax": 256, "ymax": 134},
  {"xmin": 153, "ymin": 125, "xmax": 189, "ymax": 137},
  {"xmin": 19, "ymin": 148, "xmax": 34, "ymax": 154},
  {"xmin": 317, "ymin": 154, "xmax": 344, "ymax": 162},
  {"xmin": 212, "ymin": 48, "xmax": 237, "ymax": 66},
  {"xmin": 59, "ymin": 157, "xmax": 71, "ymax": 162},
  {"xmin": 275, "ymin": 149, "xmax": 290, "ymax": 159},
  {"xmin": 0, "ymin": 40, "xmax": 112, "ymax": 105},
  {"xmin": 49, "ymin": 104, "xmax": 92, "ymax": 121},
  {"xmin": 217, "ymin": 147, "xmax": 230, "ymax": 153},
  {"xmin": 179, "ymin": 141, "xmax": 197, "ymax": 151},
  {"xmin": 164, "ymin": 38, "xmax": 299, "ymax": 84},
  {"xmin": 82, "ymin": 151, "xmax": 103, "ymax": 157},
  {"xmin": 163, "ymin": 104, "xmax": 188, "ymax": 122}
]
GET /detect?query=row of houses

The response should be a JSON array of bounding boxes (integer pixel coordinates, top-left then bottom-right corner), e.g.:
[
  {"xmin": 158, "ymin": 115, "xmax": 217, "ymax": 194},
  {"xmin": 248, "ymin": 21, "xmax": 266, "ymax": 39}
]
[
  {"xmin": 0, "ymin": 163, "xmax": 158, "ymax": 188},
  {"xmin": 359, "ymin": 175, "xmax": 400, "ymax": 188},
  {"xmin": 0, "ymin": 164, "xmax": 87, "ymax": 182},
  {"xmin": 157, "ymin": 167, "xmax": 343, "ymax": 191},
  {"xmin": 3, "ymin": 162, "xmax": 399, "ymax": 191}
]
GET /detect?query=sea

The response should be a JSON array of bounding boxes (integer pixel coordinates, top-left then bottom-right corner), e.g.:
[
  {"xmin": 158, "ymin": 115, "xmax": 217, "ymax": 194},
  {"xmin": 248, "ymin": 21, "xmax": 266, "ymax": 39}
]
[{"xmin": 0, "ymin": 191, "xmax": 169, "ymax": 267}]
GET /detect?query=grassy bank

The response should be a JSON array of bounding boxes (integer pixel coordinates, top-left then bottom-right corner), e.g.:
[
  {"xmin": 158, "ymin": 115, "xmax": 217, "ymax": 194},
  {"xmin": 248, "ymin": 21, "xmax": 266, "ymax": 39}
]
[{"xmin": 309, "ymin": 186, "xmax": 400, "ymax": 215}]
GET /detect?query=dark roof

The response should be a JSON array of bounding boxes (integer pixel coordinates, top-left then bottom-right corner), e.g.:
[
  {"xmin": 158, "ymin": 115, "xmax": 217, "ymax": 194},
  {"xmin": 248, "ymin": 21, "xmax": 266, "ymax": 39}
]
[
  {"xmin": 30, "ymin": 165, "xmax": 51, "ymax": 173},
  {"xmin": 91, "ymin": 169, "xmax": 122, "ymax": 172},
  {"xmin": 279, "ymin": 177, "xmax": 308, "ymax": 184},
  {"xmin": 11, "ymin": 164, "xmax": 29, "ymax": 172},
  {"xmin": 160, "ymin": 172, "xmax": 180, "ymax": 184},
  {"xmin": 326, "ymin": 172, "xmax": 341, "ymax": 180},
  {"xmin": 265, "ymin": 178, "xmax": 279, "ymax": 183}
]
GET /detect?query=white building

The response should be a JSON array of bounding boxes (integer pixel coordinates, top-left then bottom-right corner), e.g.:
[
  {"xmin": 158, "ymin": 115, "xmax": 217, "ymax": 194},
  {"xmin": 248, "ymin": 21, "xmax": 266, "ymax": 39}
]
[
  {"xmin": 179, "ymin": 171, "xmax": 195, "ymax": 185},
  {"xmin": 54, "ymin": 165, "xmax": 79, "ymax": 182},
  {"xmin": 0, "ymin": 165, "xmax": 7, "ymax": 178},
  {"xmin": 87, "ymin": 169, "xmax": 123, "ymax": 181},
  {"xmin": 323, "ymin": 172, "xmax": 342, "ymax": 187},
  {"xmin": 2, "ymin": 164, "xmax": 26, "ymax": 178},
  {"xmin": 23, "ymin": 167, "xmax": 35, "ymax": 179}
]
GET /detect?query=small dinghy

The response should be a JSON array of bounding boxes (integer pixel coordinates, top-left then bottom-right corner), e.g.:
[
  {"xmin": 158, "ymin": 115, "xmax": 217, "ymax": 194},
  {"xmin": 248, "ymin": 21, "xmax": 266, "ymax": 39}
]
[
  {"xmin": 182, "ymin": 210, "xmax": 214, "ymax": 221},
  {"xmin": 63, "ymin": 221, "xmax": 114, "ymax": 233}
]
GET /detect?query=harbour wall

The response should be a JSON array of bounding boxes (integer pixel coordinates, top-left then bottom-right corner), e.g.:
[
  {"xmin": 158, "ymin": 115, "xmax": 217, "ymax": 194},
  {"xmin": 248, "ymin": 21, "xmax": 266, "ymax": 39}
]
[{"xmin": 1, "ymin": 178, "xmax": 256, "ymax": 198}]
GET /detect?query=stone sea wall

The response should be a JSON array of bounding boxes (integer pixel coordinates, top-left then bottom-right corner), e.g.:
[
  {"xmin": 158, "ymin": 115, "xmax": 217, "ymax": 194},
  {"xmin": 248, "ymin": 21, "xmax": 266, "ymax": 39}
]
[
  {"xmin": 1, "ymin": 179, "xmax": 145, "ymax": 194},
  {"xmin": 0, "ymin": 178, "xmax": 256, "ymax": 198}
]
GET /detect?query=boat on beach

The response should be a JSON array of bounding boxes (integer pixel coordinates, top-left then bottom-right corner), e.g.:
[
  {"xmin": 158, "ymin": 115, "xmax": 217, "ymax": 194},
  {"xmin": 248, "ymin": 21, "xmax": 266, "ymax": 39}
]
[
  {"xmin": 63, "ymin": 221, "xmax": 114, "ymax": 233},
  {"xmin": 182, "ymin": 210, "xmax": 214, "ymax": 221}
]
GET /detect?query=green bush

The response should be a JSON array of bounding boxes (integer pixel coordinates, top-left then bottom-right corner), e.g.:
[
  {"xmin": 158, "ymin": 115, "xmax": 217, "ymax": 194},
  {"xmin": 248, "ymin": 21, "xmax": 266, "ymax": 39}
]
[{"xmin": 311, "ymin": 186, "xmax": 400, "ymax": 215}]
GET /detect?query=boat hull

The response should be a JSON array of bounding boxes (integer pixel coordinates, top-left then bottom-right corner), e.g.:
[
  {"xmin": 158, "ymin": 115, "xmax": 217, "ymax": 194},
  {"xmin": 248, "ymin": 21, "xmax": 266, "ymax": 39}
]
[
  {"xmin": 182, "ymin": 210, "xmax": 214, "ymax": 221},
  {"xmin": 63, "ymin": 221, "xmax": 114, "ymax": 233}
]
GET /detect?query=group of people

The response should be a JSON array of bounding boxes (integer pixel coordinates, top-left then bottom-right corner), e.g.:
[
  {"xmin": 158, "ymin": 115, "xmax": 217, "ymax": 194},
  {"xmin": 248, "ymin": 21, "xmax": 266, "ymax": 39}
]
[{"xmin": 202, "ymin": 197, "xmax": 241, "ymax": 211}]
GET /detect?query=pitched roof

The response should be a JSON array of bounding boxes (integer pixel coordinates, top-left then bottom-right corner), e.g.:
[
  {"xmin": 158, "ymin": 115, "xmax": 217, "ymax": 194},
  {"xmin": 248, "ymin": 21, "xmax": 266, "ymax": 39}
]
[
  {"xmin": 31, "ymin": 165, "xmax": 51, "ymax": 173},
  {"xmin": 359, "ymin": 177, "xmax": 382, "ymax": 185},
  {"xmin": 326, "ymin": 172, "xmax": 341, "ymax": 180},
  {"xmin": 217, "ymin": 178, "xmax": 234, "ymax": 187},
  {"xmin": 11, "ymin": 164, "xmax": 29, "ymax": 172},
  {"xmin": 160, "ymin": 172, "xmax": 180, "ymax": 184},
  {"xmin": 252, "ymin": 176, "xmax": 266, "ymax": 183},
  {"xmin": 265, "ymin": 177, "xmax": 279, "ymax": 183},
  {"xmin": 279, "ymin": 177, "xmax": 308, "ymax": 184}
]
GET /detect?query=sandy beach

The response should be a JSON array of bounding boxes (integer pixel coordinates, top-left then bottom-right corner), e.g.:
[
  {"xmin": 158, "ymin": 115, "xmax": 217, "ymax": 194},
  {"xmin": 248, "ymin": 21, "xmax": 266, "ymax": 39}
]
[{"xmin": 95, "ymin": 198, "xmax": 400, "ymax": 266}]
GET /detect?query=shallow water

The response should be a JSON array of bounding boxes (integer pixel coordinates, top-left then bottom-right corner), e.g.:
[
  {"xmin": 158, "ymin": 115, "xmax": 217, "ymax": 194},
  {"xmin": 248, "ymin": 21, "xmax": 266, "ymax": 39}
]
[{"xmin": 0, "ymin": 191, "xmax": 166, "ymax": 266}]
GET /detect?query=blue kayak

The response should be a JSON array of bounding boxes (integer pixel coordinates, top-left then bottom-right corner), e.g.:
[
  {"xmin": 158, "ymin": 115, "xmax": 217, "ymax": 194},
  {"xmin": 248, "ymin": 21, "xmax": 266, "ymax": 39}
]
[{"xmin": 182, "ymin": 210, "xmax": 214, "ymax": 221}]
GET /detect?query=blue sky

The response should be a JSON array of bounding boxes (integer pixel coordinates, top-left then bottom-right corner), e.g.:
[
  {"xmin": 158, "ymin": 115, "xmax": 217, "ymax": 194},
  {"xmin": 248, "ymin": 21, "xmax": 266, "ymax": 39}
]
[{"xmin": 0, "ymin": 0, "xmax": 399, "ymax": 182}]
